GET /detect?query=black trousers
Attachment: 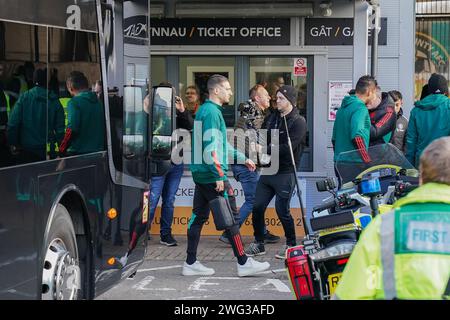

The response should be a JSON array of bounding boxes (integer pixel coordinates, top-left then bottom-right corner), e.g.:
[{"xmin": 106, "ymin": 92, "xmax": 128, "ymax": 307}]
[
  {"xmin": 252, "ymin": 173, "xmax": 297, "ymax": 246},
  {"xmin": 187, "ymin": 180, "xmax": 246, "ymax": 262}
]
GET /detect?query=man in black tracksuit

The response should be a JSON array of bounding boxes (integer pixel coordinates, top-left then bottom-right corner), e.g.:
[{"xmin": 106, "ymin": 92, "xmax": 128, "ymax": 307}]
[
  {"xmin": 368, "ymin": 87, "xmax": 397, "ymax": 146},
  {"xmin": 246, "ymin": 85, "xmax": 307, "ymax": 259}
]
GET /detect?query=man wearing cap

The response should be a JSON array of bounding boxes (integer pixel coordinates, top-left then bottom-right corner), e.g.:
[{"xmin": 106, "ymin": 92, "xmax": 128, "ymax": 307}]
[
  {"xmin": 406, "ymin": 73, "xmax": 450, "ymax": 168},
  {"xmin": 245, "ymin": 85, "xmax": 307, "ymax": 259}
]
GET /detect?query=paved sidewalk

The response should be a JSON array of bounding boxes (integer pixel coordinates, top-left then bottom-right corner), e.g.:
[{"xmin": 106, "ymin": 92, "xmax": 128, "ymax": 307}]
[{"xmin": 146, "ymin": 235, "xmax": 292, "ymax": 262}]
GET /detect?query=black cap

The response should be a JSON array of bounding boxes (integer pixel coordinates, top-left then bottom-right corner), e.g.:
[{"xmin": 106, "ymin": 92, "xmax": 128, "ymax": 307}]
[
  {"xmin": 277, "ymin": 85, "xmax": 297, "ymax": 107},
  {"xmin": 428, "ymin": 73, "xmax": 448, "ymax": 95}
]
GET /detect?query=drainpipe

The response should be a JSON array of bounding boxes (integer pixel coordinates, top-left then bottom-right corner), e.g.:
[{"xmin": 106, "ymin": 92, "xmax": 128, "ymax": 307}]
[{"xmin": 369, "ymin": 0, "xmax": 381, "ymax": 78}]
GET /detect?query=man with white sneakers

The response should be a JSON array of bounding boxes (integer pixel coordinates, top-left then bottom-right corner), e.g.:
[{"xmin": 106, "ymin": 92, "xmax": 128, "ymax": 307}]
[{"xmin": 183, "ymin": 74, "xmax": 270, "ymax": 277}]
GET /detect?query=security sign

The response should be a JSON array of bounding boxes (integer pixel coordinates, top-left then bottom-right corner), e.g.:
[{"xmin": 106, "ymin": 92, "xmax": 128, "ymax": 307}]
[{"xmin": 293, "ymin": 58, "xmax": 307, "ymax": 76}]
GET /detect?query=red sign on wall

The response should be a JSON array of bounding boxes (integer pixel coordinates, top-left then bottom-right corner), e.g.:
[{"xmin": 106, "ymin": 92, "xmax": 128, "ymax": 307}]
[{"xmin": 293, "ymin": 58, "xmax": 307, "ymax": 76}]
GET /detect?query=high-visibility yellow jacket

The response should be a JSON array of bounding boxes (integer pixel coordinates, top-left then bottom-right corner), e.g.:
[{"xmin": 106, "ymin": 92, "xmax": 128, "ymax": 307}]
[{"xmin": 334, "ymin": 183, "xmax": 450, "ymax": 300}]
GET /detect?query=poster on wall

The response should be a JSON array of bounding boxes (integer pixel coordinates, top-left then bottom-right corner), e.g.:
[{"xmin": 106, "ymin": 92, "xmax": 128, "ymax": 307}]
[{"xmin": 328, "ymin": 81, "xmax": 353, "ymax": 121}]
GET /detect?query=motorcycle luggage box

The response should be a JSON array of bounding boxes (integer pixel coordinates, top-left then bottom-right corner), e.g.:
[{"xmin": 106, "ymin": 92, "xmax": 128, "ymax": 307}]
[
  {"xmin": 285, "ymin": 246, "xmax": 316, "ymax": 300},
  {"xmin": 310, "ymin": 210, "xmax": 355, "ymax": 232}
]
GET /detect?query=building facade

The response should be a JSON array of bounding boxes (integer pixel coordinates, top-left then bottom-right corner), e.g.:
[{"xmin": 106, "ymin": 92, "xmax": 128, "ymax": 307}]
[{"xmin": 123, "ymin": 0, "xmax": 416, "ymax": 236}]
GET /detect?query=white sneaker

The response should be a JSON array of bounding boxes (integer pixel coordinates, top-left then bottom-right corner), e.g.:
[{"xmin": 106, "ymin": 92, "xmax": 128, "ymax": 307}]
[
  {"xmin": 237, "ymin": 257, "xmax": 270, "ymax": 277},
  {"xmin": 182, "ymin": 261, "xmax": 215, "ymax": 276}
]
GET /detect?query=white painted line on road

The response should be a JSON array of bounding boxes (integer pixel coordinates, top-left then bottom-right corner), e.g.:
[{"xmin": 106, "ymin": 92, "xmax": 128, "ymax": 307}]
[
  {"xmin": 133, "ymin": 275, "xmax": 177, "ymax": 291},
  {"xmin": 177, "ymin": 296, "xmax": 211, "ymax": 300},
  {"xmin": 256, "ymin": 268, "xmax": 286, "ymax": 275},
  {"xmin": 252, "ymin": 279, "xmax": 291, "ymax": 293},
  {"xmin": 188, "ymin": 277, "xmax": 239, "ymax": 291},
  {"xmin": 137, "ymin": 264, "xmax": 182, "ymax": 273}
]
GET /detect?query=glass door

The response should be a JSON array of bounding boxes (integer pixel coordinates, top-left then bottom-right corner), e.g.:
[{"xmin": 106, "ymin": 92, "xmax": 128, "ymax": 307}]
[
  {"xmin": 179, "ymin": 56, "xmax": 236, "ymax": 127},
  {"xmin": 249, "ymin": 57, "xmax": 312, "ymax": 171}
]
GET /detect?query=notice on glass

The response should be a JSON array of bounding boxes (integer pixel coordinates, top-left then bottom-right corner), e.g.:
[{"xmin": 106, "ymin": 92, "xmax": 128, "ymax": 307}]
[
  {"xmin": 329, "ymin": 81, "xmax": 353, "ymax": 121},
  {"xmin": 293, "ymin": 58, "xmax": 307, "ymax": 76}
]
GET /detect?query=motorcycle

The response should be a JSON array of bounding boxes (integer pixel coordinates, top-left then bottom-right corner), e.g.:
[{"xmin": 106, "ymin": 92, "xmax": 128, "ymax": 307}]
[{"xmin": 286, "ymin": 144, "xmax": 419, "ymax": 300}]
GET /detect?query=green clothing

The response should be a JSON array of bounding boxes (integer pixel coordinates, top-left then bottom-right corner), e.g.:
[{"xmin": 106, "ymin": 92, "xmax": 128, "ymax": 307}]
[
  {"xmin": 7, "ymin": 86, "xmax": 64, "ymax": 152},
  {"xmin": 332, "ymin": 95, "xmax": 371, "ymax": 161},
  {"xmin": 335, "ymin": 183, "xmax": 450, "ymax": 300},
  {"xmin": 190, "ymin": 99, "xmax": 246, "ymax": 184},
  {"xmin": 406, "ymin": 94, "xmax": 450, "ymax": 167},
  {"xmin": 66, "ymin": 91, "xmax": 105, "ymax": 155},
  {"xmin": 59, "ymin": 97, "xmax": 71, "ymax": 126}
]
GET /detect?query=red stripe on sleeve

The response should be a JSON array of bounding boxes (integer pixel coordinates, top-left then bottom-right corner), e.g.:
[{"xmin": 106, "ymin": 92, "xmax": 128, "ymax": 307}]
[
  {"xmin": 375, "ymin": 109, "xmax": 394, "ymax": 128},
  {"xmin": 355, "ymin": 136, "xmax": 371, "ymax": 163},
  {"xmin": 212, "ymin": 151, "xmax": 225, "ymax": 177},
  {"xmin": 59, "ymin": 127, "xmax": 72, "ymax": 154}
]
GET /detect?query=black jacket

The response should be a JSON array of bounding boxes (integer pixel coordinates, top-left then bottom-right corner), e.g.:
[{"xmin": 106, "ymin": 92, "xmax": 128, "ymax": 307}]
[
  {"xmin": 263, "ymin": 107, "xmax": 307, "ymax": 174},
  {"xmin": 390, "ymin": 107, "xmax": 408, "ymax": 153},
  {"xmin": 369, "ymin": 92, "xmax": 397, "ymax": 146},
  {"xmin": 171, "ymin": 109, "xmax": 194, "ymax": 163},
  {"xmin": 176, "ymin": 108, "xmax": 194, "ymax": 131}
]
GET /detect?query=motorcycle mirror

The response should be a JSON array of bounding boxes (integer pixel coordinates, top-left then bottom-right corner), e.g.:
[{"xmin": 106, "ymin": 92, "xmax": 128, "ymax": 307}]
[{"xmin": 316, "ymin": 177, "xmax": 337, "ymax": 192}]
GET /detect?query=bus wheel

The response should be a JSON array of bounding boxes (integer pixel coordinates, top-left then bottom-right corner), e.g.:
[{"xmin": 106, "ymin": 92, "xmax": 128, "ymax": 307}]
[{"xmin": 41, "ymin": 204, "xmax": 81, "ymax": 300}]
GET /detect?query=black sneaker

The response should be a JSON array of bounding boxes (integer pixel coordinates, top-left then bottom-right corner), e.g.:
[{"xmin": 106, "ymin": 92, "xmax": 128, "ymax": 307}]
[
  {"xmin": 244, "ymin": 242, "xmax": 266, "ymax": 256},
  {"xmin": 160, "ymin": 234, "xmax": 178, "ymax": 247},
  {"xmin": 264, "ymin": 230, "xmax": 281, "ymax": 244}
]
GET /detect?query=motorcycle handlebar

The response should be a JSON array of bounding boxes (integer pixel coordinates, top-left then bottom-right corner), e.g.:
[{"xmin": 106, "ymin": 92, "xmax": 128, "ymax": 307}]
[{"xmin": 312, "ymin": 198, "xmax": 337, "ymax": 213}]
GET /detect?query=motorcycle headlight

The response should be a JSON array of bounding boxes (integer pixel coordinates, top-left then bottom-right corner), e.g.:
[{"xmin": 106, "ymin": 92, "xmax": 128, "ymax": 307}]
[{"xmin": 309, "ymin": 242, "xmax": 355, "ymax": 262}]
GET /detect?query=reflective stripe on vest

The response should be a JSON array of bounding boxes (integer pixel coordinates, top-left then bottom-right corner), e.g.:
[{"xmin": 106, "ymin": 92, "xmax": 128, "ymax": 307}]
[
  {"xmin": 380, "ymin": 211, "xmax": 397, "ymax": 299},
  {"xmin": 59, "ymin": 97, "xmax": 71, "ymax": 126},
  {"xmin": 4, "ymin": 92, "xmax": 10, "ymax": 116}
]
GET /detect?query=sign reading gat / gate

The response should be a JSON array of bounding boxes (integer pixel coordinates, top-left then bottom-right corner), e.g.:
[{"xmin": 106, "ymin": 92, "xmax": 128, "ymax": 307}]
[{"xmin": 304, "ymin": 18, "xmax": 388, "ymax": 46}]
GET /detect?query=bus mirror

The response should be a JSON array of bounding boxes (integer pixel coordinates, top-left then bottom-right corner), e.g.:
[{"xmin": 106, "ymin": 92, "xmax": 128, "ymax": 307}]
[
  {"xmin": 148, "ymin": 86, "xmax": 174, "ymax": 178},
  {"xmin": 152, "ymin": 135, "xmax": 171, "ymax": 159},
  {"xmin": 150, "ymin": 86, "xmax": 173, "ymax": 161},
  {"xmin": 151, "ymin": 86, "xmax": 173, "ymax": 137}
]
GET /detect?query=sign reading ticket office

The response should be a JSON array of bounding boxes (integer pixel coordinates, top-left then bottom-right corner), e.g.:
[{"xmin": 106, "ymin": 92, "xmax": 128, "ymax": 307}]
[{"xmin": 124, "ymin": 16, "xmax": 291, "ymax": 45}]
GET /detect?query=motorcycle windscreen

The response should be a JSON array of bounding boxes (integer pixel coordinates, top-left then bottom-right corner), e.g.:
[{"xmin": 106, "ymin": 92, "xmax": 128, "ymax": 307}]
[{"xmin": 335, "ymin": 143, "xmax": 417, "ymax": 184}]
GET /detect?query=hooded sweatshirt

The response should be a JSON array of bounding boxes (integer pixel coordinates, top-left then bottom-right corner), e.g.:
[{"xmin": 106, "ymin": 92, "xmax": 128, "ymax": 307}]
[
  {"xmin": 332, "ymin": 95, "xmax": 371, "ymax": 162},
  {"xmin": 190, "ymin": 99, "xmax": 246, "ymax": 184},
  {"xmin": 60, "ymin": 91, "xmax": 105, "ymax": 155},
  {"xmin": 7, "ymin": 86, "xmax": 64, "ymax": 154},
  {"xmin": 405, "ymin": 94, "xmax": 450, "ymax": 167},
  {"xmin": 369, "ymin": 92, "xmax": 396, "ymax": 146}
]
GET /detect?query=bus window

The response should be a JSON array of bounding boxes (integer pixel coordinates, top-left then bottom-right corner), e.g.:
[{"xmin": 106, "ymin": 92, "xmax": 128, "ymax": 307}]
[
  {"xmin": 1, "ymin": 22, "xmax": 50, "ymax": 167},
  {"xmin": 48, "ymin": 27, "xmax": 104, "ymax": 158}
]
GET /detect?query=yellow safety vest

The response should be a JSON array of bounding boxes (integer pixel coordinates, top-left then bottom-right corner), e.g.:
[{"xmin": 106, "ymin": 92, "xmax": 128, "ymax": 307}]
[
  {"xmin": 334, "ymin": 183, "xmax": 450, "ymax": 300},
  {"xmin": 59, "ymin": 97, "xmax": 71, "ymax": 127},
  {"xmin": 47, "ymin": 97, "xmax": 70, "ymax": 156}
]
